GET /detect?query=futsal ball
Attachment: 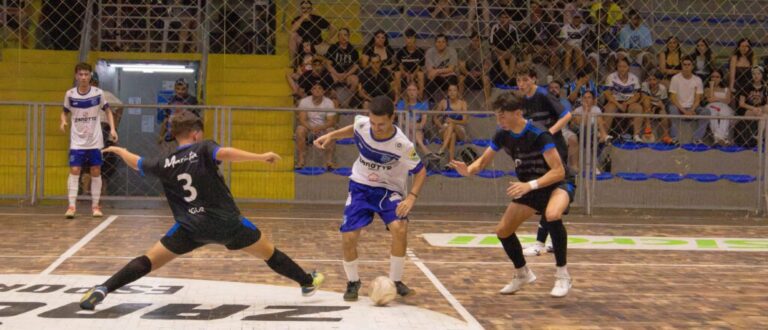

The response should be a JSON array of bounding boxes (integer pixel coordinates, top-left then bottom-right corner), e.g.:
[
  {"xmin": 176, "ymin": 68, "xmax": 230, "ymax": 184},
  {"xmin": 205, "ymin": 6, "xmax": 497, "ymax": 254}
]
[{"xmin": 369, "ymin": 276, "xmax": 397, "ymax": 306}]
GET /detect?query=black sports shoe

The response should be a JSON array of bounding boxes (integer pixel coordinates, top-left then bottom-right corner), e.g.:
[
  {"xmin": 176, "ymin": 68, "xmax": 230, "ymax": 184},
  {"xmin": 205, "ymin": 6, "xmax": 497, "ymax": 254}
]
[
  {"xmin": 343, "ymin": 280, "xmax": 361, "ymax": 301},
  {"xmin": 80, "ymin": 285, "xmax": 108, "ymax": 310},
  {"xmin": 394, "ymin": 281, "xmax": 412, "ymax": 297}
]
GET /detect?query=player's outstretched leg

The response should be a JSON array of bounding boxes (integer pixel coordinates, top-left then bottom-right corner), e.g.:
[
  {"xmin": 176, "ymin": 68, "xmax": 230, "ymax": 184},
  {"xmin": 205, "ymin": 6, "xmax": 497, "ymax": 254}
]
[
  {"xmin": 545, "ymin": 189, "xmax": 572, "ymax": 298},
  {"xmin": 241, "ymin": 236, "xmax": 324, "ymax": 297}
]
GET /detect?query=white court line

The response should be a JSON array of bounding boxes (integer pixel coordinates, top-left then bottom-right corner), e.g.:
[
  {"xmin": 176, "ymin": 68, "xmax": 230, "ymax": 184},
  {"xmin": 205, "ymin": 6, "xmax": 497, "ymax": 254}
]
[
  {"xmin": 407, "ymin": 249, "xmax": 484, "ymax": 330},
  {"xmin": 1, "ymin": 212, "xmax": 766, "ymax": 228},
  {"xmin": 40, "ymin": 215, "xmax": 118, "ymax": 275}
]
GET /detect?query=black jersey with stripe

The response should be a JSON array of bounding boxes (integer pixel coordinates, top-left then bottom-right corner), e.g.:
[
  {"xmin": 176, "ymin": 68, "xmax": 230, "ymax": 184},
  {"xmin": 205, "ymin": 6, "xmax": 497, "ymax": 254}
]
[
  {"xmin": 523, "ymin": 89, "xmax": 570, "ymax": 163},
  {"xmin": 490, "ymin": 121, "xmax": 566, "ymax": 183},
  {"xmin": 139, "ymin": 140, "xmax": 241, "ymax": 232}
]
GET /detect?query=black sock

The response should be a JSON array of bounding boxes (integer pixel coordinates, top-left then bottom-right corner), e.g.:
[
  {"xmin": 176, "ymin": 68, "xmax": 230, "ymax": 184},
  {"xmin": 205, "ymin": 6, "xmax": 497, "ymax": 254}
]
[
  {"xmin": 498, "ymin": 234, "xmax": 526, "ymax": 269},
  {"xmin": 548, "ymin": 220, "xmax": 568, "ymax": 267},
  {"xmin": 536, "ymin": 216, "xmax": 549, "ymax": 244},
  {"xmin": 102, "ymin": 255, "xmax": 152, "ymax": 293},
  {"xmin": 266, "ymin": 248, "xmax": 313, "ymax": 287}
]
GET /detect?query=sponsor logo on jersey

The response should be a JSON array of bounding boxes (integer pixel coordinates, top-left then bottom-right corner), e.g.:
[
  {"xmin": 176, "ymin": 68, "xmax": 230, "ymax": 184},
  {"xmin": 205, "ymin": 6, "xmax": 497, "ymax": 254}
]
[
  {"xmin": 188, "ymin": 207, "xmax": 205, "ymax": 214},
  {"xmin": 358, "ymin": 158, "xmax": 393, "ymax": 171},
  {"xmin": 164, "ymin": 151, "xmax": 199, "ymax": 168}
]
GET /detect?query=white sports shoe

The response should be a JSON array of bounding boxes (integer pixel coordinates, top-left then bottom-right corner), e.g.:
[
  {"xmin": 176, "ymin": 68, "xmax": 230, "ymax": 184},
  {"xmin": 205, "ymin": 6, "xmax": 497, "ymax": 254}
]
[
  {"xmin": 499, "ymin": 267, "xmax": 536, "ymax": 294},
  {"xmin": 550, "ymin": 275, "xmax": 572, "ymax": 297},
  {"xmin": 523, "ymin": 244, "xmax": 545, "ymax": 256},
  {"xmin": 545, "ymin": 244, "xmax": 554, "ymax": 253}
]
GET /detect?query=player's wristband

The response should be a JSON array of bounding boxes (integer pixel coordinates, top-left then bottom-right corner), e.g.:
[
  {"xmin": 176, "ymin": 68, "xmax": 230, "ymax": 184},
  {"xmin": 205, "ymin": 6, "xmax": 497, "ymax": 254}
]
[
  {"xmin": 527, "ymin": 180, "xmax": 539, "ymax": 190},
  {"xmin": 408, "ymin": 192, "xmax": 419, "ymax": 198}
]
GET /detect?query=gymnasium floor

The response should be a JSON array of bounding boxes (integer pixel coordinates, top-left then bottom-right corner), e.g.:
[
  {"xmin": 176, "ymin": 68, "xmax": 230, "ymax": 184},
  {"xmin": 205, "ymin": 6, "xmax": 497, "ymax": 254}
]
[{"xmin": 0, "ymin": 204, "xmax": 766, "ymax": 329}]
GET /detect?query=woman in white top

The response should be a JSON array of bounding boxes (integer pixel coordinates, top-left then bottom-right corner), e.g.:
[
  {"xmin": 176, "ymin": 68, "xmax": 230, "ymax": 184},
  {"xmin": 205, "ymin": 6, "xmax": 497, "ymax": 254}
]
[
  {"xmin": 566, "ymin": 90, "xmax": 609, "ymax": 173},
  {"xmin": 705, "ymin": 69, "xmax": 734, "ymax": 145}
]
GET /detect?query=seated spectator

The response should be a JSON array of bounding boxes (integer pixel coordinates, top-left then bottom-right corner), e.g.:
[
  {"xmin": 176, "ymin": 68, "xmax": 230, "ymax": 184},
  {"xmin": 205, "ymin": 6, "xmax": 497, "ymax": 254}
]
[
  {"xmin": 358, "ymin": 54, "xmax": 393, "ymax": 108},
  {"xmin": 394, "ymin": 28, "xmax": 426, "ymax": 101},
  {"xmin": 396, "ymin": 83, "xmax": 433, "ymax": 155},
  {"xmin": 290, "ymin": 0, "xmax": 335, "ymax": 62},
  {"xmin": 287, "ymin": 42, "xmax": 317, "ymax": 98},
  {"xmin": 729, "ymin": 38, "xmax": 754, "ymax": 99},
  {"xmin": 705, "ymin": 69, "xmax": 734, "ymax": 146},
  {"xmin": 361, "ymin": 29, "xmax": 395, "ymax": 70},
  {"xmin": 431, "ymin": 0, "xmax": 455, "ymax": 18},
  {"xmin": 564, "ymin": 90, "xmax": 609, "ymax": 174},
  {"xmin": 640, "ymin": 70, "xmax": 672, "ymax": 143},
  {"xmin": 667, "ymin": 56, "xmax": 709, "ymax": 144},
  {"xmin": 457, "ymin": 31, "xmax": 491, "ymax": 103},
  {"xmin": 566, "ymin": 68, "xmax": 599, "ymax": 107},
  {"xmin": 296, "ymin": 57, "xmax": 334, "ymax": 99},
  {"xmin": 735, "ymin": 65, "xmax": 766, "ymax": 147},
  {"xmin": 295, "ymin": 83, "xmax": 338, "ymax": 169},
  {"xmin": 548, "ymin": 80, "xmax": 573, "ymax": 112},
  {"xmin": 324, "ymin": 28, "xmax": 360, "ymax": 107},
  {"xmin": 433, "ymin": 84, "xmax": 468, "ymax": 163},
  {"xmin": 617, "ymin": 10, "xmax": 654, "ymax": 69},
  {"xmin": 658, "ymin": 36, "xmax": 683, "ymax": 87},
  {"xmin": 520, "ymin": 1, "xmax": 558, "ymax": 68},
  {"xmin": 603, "ymin": 57, "xmax": 644, "ymax": 142},
  {"xmin": 425, "ymin": 34, "xmax": 459, "ymax": 102},
  {"xmin": 690, "ymin": 38, "xmax": 716, "ymax": 82},
  {"xmin": 489, "ymin": 10, "xmax": 520, "ymax": 89},
  {"xmin": 559, "ymin": 11, "xmax": 590, "ymax": 74}
]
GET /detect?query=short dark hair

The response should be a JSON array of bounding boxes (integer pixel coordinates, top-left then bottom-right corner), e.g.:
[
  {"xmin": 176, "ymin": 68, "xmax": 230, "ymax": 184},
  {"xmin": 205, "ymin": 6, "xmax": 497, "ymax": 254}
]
[
  {"xmin": 74, "ymin": 62, "xmax": 92, "ymax": 73},
  {"xmin": 170, "ymin": 111, "xmax": 204, "ymax": 138},
  {"xmin": 550, "ymin": 80, "xmax": 563, "ymax": 88},
  {"xmin": 492, "ymin": 92, "xmax": 525, "ymax": 112},
  {"xmin": 300, "ymin": 0, "xmax": 312, "ymax": 6},
  {"xmin": 469, "ymin": 30, "xmax": 480, "ymax": 39},
  {"xmin": 404, "ymin": 28, "xmax": 416, "ymax": 38},
  {"xmin": 369, "ymin": 95, "xmax": 394, "ymax": 117},
  {"xmin": 681, "ymin": 55, "xmax": 695, "ymax": 64},
  {"xmin": 575, "ymin": 68, "xmax": 591, "ymax": 79},
  {"xmin": 435, "ymin": 33, "xmax": 447, "ymax": 42},
  {"xmin": 515, "ymin": 62, "xmax": 537, "ymax": 78},
  {"xmin": 648, "ymin": 69, "xmax": 664, "ymax": 80}
]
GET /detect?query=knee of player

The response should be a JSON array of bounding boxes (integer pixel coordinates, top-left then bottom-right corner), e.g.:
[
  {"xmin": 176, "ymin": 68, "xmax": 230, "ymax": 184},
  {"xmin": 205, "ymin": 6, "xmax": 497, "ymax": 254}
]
[
  {"xmin": 545, "ymin": 210, "xmax": 563, "ymax": 222},
  {"xmin": 388, "ymin": 221, "xmax": 408, "ymax": 237}
]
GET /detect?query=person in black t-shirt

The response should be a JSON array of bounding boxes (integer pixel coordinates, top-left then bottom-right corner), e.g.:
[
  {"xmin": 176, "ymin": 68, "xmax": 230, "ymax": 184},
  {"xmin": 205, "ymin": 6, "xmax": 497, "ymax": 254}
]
[
  {"xmin": 296, "ymin": 57, "xmax": 335, "ymax": 99},
  {"xmin": 451, "ymin": 93, "xmax": 574, "ymax": 298},
  {"xmin": 394, "ymin": 28, "xmax": 426, "ymax": 101},
  {"xmin": 79, "ymin": 112, "xmax": 325, "ymax": 310},
  {"xmin": 324, "ymin": 28, "xmax": 360, "ymax": 105},
  {"xmin": 290, "ymin": 0, "xmax": 336, "ymax": 61},
  {"xmin": 358, "ymin": 54, "xmax": 393, "ymax": 108}
]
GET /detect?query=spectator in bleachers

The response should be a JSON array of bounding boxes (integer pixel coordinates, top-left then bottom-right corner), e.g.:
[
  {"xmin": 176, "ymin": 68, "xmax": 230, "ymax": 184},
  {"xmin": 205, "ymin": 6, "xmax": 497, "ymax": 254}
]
[
  {"xmin": 566, "ymin": 68, "xmax": 599, "ymax": 107},
  {"xmin": 729, "ymin": 38, "xmax": 755, "ymax": 99},
  {"xmin": 358, "ymin": 54, "xmax": 394, "ymax": 108},
  {"xmin": 290, "ymin": 0, "xmax": 336, "ymax": 62},
  {"xmin": 559, "ymin": 11, "xmax": 590, "ymax": 74},
  {"xmin": 735, "ymin": 65, "xmax": 766, "ymax": 147},
  {"xmin": 287, "ymin": 42, "xmax": 317, "ymax": 98},
  {"xmin": 589, "ymin": 0, "xmax": 622, "ymax": 26},
  {"xmin": 603, "ymin": 57, "xmax": 644, "ymax": 142},
  {"xmin": 520, "ymin": 1, "xmax": 558, "ymax": 68},
  {"xmin": 564, "ymin": 90, "xmax": 609, "ymax": 174},
  {"xmin": 466, "ymin": 0, "xmax": 491, "ymax": 35},
  {"xmin": 394, "ymin": 28, "xmax": 426, "ymax": 101},
  {"xmin": 167, "ymin": 0, "xmax": 197, "ymax": 53},
  {"xmin": 433, "ymin": 84, "xmax": 468, "ymax": 163},
  {"xmin": 584, "ymin": 7, "xmax": 620, "ymax": 74},
  {"xmin": 690, "ymin": 38, "xmax": 716, "ymax": 82},
  {"xmin": 549, "ymin": 80, "xmax": 573, "ymax": 112},
  {"xmin": 640, "ymin": 70, "xmax": 672, "ymax": 143},
  {"xmin": 361, "ymin": 29, "xmax": 395, "ymax": 70},
  {"xmin": 617, "ymin": 10, "xmax": 653, "ymax": 68},
  {"xmin": 658, "ymin": 36, "xmax": 683, "ymax": 87},
  {"xmin": 425, "ymin": 34, "xmax": 459, "ymax": 103},
  {"xmin": 457, "ymin": 31, "xmax": 491, "ymax": 103},
  {"xmin": 489, "ymin": 10, "xmax": 520, "ymax": 88},
  {"xmin": 396, "ymin": 83, "xmax": 433, "ymax": 156},
  {"xmin": 295, "ymin": 82, "xmax": 338, "ymax": 169},
  {"xmin": 324, "ymin": 28, "xmax": 360, "ymax": 107},
  {"xmin": 431, "ymin": 0, "xmax": 455, "ymax": 18},
  {"xmin": 668, "ymin": 56, "xmax": 709, "ymax": 145},
  {"xmin": 294, "ymin": 57, "xmax": 334, "ymax": 99},
  {"xmin": 705, "ymin": 69, "xmax": 734, "ymax": 146}
]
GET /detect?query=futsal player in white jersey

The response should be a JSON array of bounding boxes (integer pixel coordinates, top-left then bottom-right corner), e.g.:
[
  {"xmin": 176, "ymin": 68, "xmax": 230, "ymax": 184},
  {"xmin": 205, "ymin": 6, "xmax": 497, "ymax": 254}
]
[
  {"xmin": 60, "ymin": 62, "xmax": 118, "ymax": 219},
  {"xmin": 314, "ymin": 95, "xmax": 427, "ymax": 301}
]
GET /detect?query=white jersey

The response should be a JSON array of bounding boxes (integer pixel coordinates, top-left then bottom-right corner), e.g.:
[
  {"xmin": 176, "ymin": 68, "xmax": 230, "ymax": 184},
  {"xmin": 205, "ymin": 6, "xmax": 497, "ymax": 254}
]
[
  {"xmin": 604, "ymin": 72, "xmax": 641, "ymax": 102},
  {"xmin": 63, "ymin": 87, "xmax": 109, "ymax": 150},
  {"xmin": 349, "ymin": 115, "xmax": 423, "ymax": 194},
  {"xmin": 560, "ymin": 23, "xmax": 590, "ymax": 49}
]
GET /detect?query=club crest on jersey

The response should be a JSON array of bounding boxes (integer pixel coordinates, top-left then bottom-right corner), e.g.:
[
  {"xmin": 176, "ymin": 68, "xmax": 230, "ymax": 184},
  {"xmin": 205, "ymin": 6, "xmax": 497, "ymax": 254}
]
[
  {"xmin": 514, "ymin": 159, "xmax": 522, "ymax": 167},
  {"xmin": 164, "ymin": 152, "xmax": 199, "ymax": 168},
  {"xmin": 408, "ymin": 149, "xmax": 419, "ymax": 161}
]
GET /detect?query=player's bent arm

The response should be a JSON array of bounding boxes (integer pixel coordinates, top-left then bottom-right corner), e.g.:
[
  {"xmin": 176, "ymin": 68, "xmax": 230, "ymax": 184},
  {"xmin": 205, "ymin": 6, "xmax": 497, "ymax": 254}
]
[
  {"xmin": 536, "ymin": 148, "xmax": 566, "ymax": 188},
  {"xmin": 326, "ymin": 124, "xmax": 355, "ymax": 140},
  {"xmin": 549, "ymin": 111, "xmax": 571, "ymax": 135},
  {"xmin": 409, "ymin": 166, "xmax": 427, "ymax": 198},
  {"xmin": 466, "ymin": 147, "xmax": 496, "ymax": 175},
  {"xmin": 215, "ymin": 147, "xmax": 280, "ymax": 163}
]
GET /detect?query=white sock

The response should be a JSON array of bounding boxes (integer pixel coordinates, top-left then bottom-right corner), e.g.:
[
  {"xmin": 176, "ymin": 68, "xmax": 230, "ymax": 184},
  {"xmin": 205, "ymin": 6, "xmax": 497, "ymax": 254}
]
[
  {"xmin": 535, "ymin": 241, "xmax": 545, "ymax": 247},
  {"xmin": 67, "ymin": 174, "xmax": 79, "ymax": 207},
  {"xmin": 556, "ymin": 266, "xmax": 570, "ymax": 278},
  {"xmin": 342, "ymin": 259, "xmax": 359, "ymax": 282},
  {"xmin": 91, "ymin": 176, "xmax": 102, "ymax": 207},
  {"xmin": 389, "ymin": 255, "xmax": 405, "ymax": 282},
  {"xmin": 516, "ymin": 265, "xmax": 529, "ymax": 277}
]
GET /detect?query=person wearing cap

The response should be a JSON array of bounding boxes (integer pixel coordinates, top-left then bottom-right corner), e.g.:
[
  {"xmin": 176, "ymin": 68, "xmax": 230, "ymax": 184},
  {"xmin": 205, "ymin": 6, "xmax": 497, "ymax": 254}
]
[
  {"xmin": 157, "ymin": 78, "xmax": 201, "ymax": 153},
  {"xmin": 667, "ymin": 56, "xmax": 710, "ymax": 145},
  {"xmin": 394, "ymin": 28, "xmax": 426, "ymax": 101}
]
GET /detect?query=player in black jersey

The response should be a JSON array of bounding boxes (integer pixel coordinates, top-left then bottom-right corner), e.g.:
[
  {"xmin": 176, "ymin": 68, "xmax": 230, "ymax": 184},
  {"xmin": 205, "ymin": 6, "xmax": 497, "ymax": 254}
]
[
  {"xmin": 79, "ymin": 112, "xmax": 324, "ymax": 310},
  {"xmin": 451, "ymin": 93, "xmax": 574, "ymax": 297}
]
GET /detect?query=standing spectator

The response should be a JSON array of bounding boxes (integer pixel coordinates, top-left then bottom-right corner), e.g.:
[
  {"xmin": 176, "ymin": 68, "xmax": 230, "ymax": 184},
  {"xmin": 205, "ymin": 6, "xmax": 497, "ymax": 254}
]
[
  {"xmin": 603, "ymin": 57, "xmax": 644, "ymax": 142},
  {"xmin": 559, "ymin": 12, "xmax": 590, "ymax": 74},
  {"xmin": 433, "ymin": 84, "xmax": 468, "ymax": 163},
  {"xmin": 489, "ymin": 10, "xmax": 520, "ymax": 88},
  {"xmin": 617, "ymin": 10, "xmax": 653, "ymax": 67},
  {"xmin": 60, "ymin": 63, "xmax": 118, "ymax": 219},
  {"xmin": 729, "ymin": 38, "xmax": 755, "ymax": 99},
  {"xmin": 668, "ymin": 57, "xmax": 709, "ymax": 144},
  {"xmin": 296, "ymin": 83, "xmax": 338, "ymax": 169},
  {"xmin": 296, "ymin": 57, "xmax": 334, "ymax": 99},
  {"xmin": 324, "ymin": 28, "xmax": 360, "ymax": 107},
  {"xmin": 424, "ymin": 34, "xmax": 459, "ymax": 102},
  {"xmin": 735, "ymin": 66, "xmax": 766, "ymax": 147},
  {"xmin": 705, "ymin": 69, "xmax": 734, "ymax": 145},
  {"xmin": 358, "ymin": 54, "xmax": 393, "ymax": 108},
  {"xmin": 396, "ymin": 83, "xmax": 433, "ymax": 156},
  {"xmin": 290, "ymin": 0, "xmax": 335, "ymax": 62},
  {"xmin": 658, "ymin": 36, "xmax": 683, "ymax": 87},
  {"xmin": 457, "ymin": 31, "xmax": 491, "ymax": 102},
  {"xmin": 690, "ymin": 38, "xmax": 716, "ymax": 82},
  {"xmin": 394, "ymin": 28, "xmax": 426, "ymax": 101},
  {"xmin": 158, "ymin": 79, "xmax": 200, "ymax": 151},
  {"xmin": 566, "ymin": 68, "xmax": 599, "ymax": 107},
  {"xmin": 640, "ymin": 70, "xmax": 672, "ymax": 143},
  {"xmin": 361, "ymin": 30, "xmax": 395, "ymax": 70}
]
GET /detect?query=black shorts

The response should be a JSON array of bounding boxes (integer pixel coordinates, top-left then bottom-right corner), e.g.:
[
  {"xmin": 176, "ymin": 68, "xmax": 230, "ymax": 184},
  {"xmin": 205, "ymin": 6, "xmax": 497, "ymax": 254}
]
[
  {"xmin": 160, "ymin": 217, "xmax": 262, "ymax": 255},
  {"xmin": 514, "ymin": 180, "xmax": 576, "ymax": 214}
]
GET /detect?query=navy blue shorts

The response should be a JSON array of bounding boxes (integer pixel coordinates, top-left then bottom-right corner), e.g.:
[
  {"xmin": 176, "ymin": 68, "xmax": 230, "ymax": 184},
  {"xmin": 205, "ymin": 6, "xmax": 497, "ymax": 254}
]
[
  {"xmin": 340, "ymin": 181, "xmax": 406, "ymax": 232},
  {"xmin": 514, "ymin": 180, "xmax": 575, "ymax": 214},
  {"xmin": 160, "ymin": 217, "xmax": 262, "ymax": 255},
  {"xmin": 69, "ymin": 149, "xmax": 103, "ymax": 167}
]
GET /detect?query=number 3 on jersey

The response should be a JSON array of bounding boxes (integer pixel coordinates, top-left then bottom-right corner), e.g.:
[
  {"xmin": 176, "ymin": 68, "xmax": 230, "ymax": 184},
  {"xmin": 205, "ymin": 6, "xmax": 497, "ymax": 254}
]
[{"xmin": 177, "ymin": 173, "xmax": 198, "ymax": 202}]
